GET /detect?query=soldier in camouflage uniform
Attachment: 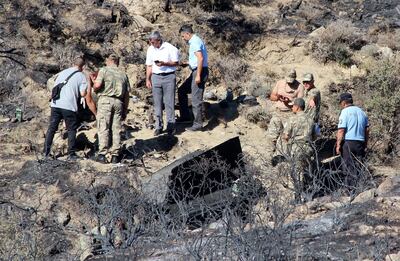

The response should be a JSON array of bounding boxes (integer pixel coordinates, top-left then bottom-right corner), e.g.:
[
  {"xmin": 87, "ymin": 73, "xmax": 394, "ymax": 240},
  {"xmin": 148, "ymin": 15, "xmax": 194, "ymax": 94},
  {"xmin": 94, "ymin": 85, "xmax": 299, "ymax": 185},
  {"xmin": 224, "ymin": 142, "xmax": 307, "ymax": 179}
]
[
  {"xmin": 266, "ymin": 69, "xmax": 304, "ymax": 158},
  {"xmin": 92, "ymin": 54, "xmax": 130, "ymax": 164},
  {"xmin": 302, "ymin": 73, "xmax": 321, "ymax": 124},
  {"xmin": 282, "ymin": 98, "xmax": 315, "ymax": 201}
]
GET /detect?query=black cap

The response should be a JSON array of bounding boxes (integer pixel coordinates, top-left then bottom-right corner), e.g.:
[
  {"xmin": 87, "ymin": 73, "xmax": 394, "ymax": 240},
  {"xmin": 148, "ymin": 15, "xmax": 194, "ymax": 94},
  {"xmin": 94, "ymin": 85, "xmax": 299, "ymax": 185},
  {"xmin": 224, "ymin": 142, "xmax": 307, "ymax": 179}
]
[{"xmin": 339, "ymin": 92, "xmax": 353, "ymax": 103}]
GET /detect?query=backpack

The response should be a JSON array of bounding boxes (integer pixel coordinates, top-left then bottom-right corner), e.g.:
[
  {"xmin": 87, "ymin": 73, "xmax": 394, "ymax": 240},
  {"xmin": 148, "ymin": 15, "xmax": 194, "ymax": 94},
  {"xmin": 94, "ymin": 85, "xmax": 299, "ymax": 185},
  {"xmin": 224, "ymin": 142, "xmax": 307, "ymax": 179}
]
[{"xmin": 49, "ymin": 71, "xmax": 79, "ymax": 102}]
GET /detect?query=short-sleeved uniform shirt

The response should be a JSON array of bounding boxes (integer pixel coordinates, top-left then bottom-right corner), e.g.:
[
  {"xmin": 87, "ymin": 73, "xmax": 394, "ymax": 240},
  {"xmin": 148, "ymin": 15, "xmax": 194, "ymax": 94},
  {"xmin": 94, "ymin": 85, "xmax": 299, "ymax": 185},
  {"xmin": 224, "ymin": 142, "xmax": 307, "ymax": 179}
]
[
  {"xmin": 145, "ymin": 41, "xmax": 179, "ymax": 74},
  {"xmin": 95, "ymin": 64, "xmax": 130, "ymax": 99},
  {"xmin": 272, "ymin": 80, "xmax": 304, "ymax": 111},
  {"xmin": 51, "ymin": 67, "xmax": 87, "ymax": 112},
  {"xmin": 338, "ymin": 105, "xmax": 369, "ymax": 141},
  {"xmin": 304, "ymin": 87, "xmax": 321, "ymax": 122},
  {"xmin": 188, "ymin": 34, "xmax": 208, "ymax": 70}
]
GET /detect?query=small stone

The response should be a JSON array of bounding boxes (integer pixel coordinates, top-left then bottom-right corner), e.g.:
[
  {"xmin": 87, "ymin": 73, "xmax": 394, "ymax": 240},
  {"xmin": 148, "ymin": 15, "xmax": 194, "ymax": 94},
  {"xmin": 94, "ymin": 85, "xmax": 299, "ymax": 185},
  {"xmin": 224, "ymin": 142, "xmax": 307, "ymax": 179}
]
[{"xmin": 56, "ymin": 211, "xmax": 71, "ymax": 226}]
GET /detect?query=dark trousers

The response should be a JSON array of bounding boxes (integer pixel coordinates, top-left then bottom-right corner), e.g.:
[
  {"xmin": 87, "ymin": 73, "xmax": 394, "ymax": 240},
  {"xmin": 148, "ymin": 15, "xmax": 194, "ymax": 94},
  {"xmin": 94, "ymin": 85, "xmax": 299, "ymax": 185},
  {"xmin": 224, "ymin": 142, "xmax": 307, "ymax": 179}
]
[
  {"xmin": 44, "ymin": 107, "xmax": 79, "ymax": 156},
  {"xmin": 341, "ymin": 140, "xmax": 366, "ymax": 186},
  {"xmin": 178, "ymin": 67, "xmax": 209, "ymax": 128}
]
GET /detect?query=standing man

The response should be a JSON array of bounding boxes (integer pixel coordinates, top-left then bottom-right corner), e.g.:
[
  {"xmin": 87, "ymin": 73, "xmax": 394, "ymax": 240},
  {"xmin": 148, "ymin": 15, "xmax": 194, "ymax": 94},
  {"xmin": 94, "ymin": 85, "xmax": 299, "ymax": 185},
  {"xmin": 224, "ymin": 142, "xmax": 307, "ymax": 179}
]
[
  {"xmin": 93, "ymin": 54, "xmax": 130, "ymax": 164},
  {"xmin": 336, "ymin": 93, "xmax": 369, "ymax": 174},
  {"xmin": 146, "ymin": 31, "xmax": 179, "ymax": 136},
  {"xmin": 44, "ymin": 56, "xmax": 87, "ymax": 160},
  {"xmin": 282, "ymin": 98, "xmax": 315, "ymax": 201},
  {"xmin": 178, "ymin": 24, "xmax": 209, "ymax": 132},
  {"xmin": 266, "ymin": 69, "xmax": 304, "ymax": 157},
  {"xmin": 302, "ymin": 73, "xmax": 321, "ymax": 123}
]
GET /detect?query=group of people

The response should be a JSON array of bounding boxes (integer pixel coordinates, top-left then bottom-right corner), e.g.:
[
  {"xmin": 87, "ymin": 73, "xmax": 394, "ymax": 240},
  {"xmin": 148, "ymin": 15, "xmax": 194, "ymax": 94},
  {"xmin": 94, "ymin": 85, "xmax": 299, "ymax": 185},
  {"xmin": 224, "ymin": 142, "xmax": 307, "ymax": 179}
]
[
  {"xmin": 44, "ymin": 54, "xmax": 130, "ymax": 164},
  {"xmin": 43, "ymin": 24, "xmax": 208, "ymax": 164},
  {"xmin": 266, "ymin": 69, "xmax": 369, "ymax": 185},
  {"xmin": 145, "ymin": 25, "xmax": 209, "ymax": 135},
  {"xmin": 43, "ymin": 23, "xmax": 369, "ymax": 175}
]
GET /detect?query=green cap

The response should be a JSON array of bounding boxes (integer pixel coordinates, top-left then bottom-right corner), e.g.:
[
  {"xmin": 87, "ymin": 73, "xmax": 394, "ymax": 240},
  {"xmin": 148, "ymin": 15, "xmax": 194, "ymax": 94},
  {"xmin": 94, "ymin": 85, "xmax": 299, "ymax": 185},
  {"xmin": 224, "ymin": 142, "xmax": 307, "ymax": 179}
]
[
  {"xmin": 303, "ymin": 73, "xmax": 314, "ymax": 82},
  {"xmin": 286, "ymin": 69, "xmax": 297, "ymax": 83}
]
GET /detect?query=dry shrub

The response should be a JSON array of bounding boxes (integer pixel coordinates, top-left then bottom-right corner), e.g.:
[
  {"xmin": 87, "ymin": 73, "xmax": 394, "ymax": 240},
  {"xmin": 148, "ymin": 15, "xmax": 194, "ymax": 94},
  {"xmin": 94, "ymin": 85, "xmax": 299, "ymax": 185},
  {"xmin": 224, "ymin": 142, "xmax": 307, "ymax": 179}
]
[
  {"xmin": 245, "ymin": 71, "xmax": 277, "ymax": 97},
  {"xmin": 376, "ymin": 30, "xmax": 400, "ymax": 51},
  {"xmin": 214, "ymin": 54, "xmax": 250, "ymax": 96},
  {"xmin": 310, "ymin": 20, "xmax": 363, "ymax": 66},
  {"xmin": 240, "ymin": 105, "xmax": 271, "ymax": 129}
]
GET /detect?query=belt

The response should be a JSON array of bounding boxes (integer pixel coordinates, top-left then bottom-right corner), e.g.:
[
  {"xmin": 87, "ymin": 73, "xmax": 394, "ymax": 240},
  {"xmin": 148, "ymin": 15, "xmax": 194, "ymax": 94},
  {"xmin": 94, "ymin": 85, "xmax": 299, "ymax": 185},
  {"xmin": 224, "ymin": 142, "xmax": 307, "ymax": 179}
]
[
  {"xmin": 100, "ymin": 95, "xmax": 122, "ymax": 101},
  {"xmin": 154, "ymin": 71, "xmax": 175, "ymax": 76},
  {"xmin": 190, "ymin": 67, "xmax": 208, "ymax": 71}
]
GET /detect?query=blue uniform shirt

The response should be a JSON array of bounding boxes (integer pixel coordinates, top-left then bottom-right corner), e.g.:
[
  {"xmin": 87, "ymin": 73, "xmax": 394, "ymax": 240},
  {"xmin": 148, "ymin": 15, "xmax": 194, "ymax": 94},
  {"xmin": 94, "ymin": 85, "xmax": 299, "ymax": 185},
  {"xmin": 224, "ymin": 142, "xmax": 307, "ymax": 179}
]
[
  {"xmin": 338, "ymin": 105, "xmax": 369, "ymax": 141},
  {"xmin": 188, "ymin": 34, "xmax": 208, "ymax": 70}
]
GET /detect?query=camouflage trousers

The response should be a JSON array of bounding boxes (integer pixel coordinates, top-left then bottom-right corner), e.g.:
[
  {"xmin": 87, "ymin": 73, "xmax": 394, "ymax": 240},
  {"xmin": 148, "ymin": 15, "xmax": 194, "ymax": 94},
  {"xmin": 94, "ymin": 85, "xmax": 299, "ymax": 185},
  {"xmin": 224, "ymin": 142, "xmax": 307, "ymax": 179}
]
[
  {"xmin": 265, "ymin": 110, "xmax": 291, "ymax": 157},
  {"xmin": 97, "ymin": 96, "xmax": 123, "ymax": 156}
]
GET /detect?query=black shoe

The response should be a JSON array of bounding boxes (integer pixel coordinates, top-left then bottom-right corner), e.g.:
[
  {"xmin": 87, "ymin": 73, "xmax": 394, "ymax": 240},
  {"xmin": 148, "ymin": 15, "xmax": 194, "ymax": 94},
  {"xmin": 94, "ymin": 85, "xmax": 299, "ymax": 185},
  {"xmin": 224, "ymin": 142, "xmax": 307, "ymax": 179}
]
[
  {"xmin": 185, "ymin": 125, "xmax": 202, "ymax": 132},
  {"xmin": 176, "ymin": 117, "xmax": 192, "ymax": 124},
  {"xmin": 96, "ymin": 154, "xmax": 107, "ymax": 164},
  {"xmin": 111, "ymin": 155, "xmax": 120, "ymax": 164},
  {"xmin": 67, "ymin": 153, "xmax": 79, "ymax": 161},
  {"xmin": 154, "ymin": 129, "xmax": 162, "ymax": 136},
  {"xmin": 167, "ymin": 128, "xmax": 176, "ymax": 136}
]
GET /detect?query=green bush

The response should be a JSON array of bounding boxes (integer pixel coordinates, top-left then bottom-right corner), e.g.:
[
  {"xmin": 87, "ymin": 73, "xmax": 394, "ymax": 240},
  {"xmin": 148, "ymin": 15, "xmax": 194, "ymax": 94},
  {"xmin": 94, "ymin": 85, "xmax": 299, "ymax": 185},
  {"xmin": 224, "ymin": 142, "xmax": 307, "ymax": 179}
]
[{"xmin": 363, "ymin": 57, "xmax": 400, "ymax": 128}]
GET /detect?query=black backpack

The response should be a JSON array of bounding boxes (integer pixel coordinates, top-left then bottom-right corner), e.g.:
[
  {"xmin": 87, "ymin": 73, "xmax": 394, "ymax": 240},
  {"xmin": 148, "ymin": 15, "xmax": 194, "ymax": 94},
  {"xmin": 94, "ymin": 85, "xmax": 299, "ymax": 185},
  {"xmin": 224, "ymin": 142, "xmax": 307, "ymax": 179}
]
[{"xmin": 50, "ymin": 70, "xmax": 80, "ymax": 102}]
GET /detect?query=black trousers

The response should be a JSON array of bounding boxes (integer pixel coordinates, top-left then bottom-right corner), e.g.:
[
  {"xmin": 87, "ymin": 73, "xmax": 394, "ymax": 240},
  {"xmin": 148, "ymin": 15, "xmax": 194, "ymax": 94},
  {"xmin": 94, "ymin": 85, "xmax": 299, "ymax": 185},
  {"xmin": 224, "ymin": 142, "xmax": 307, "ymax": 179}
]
[
  {"xmin": 341, "ymin": 140, "xmax": 366, "ymax": 186},
  {"xmin": 178, "ymin": 67, "xmax": 209, "ymax": 128},
  {"xmin": 44, "ymin": 107, "xmax": 79, "ymax": 156}
]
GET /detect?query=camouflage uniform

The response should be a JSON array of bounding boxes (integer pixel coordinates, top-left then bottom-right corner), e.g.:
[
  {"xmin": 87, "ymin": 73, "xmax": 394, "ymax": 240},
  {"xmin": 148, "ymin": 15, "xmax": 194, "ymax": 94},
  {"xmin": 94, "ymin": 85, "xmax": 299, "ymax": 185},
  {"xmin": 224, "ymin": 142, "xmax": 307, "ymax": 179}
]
[
  {"xmin": 266, "ymin": 78, "xmax": 304, "ymax": 157},
  {"xmin": 95, "ymin": 65, "xmax": 130, "ymax": 157},
  {"xmin": 282, "ymin": 111, "xmax": 314, "ymax": 199},
  {"xmin": 304, "ymin": 87, "xmax": 321, "ymax": 123}
]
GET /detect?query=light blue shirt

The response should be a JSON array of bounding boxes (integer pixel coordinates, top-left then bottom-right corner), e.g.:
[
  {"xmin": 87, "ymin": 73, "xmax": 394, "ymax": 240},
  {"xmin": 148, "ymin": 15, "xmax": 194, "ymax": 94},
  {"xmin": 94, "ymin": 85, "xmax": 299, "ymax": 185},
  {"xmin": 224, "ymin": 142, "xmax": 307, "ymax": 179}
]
[
  {"xmin": 188, "ymin": 34, "xmax": 208, "ymax": 70},
  {"xmin": 338, "ymin": 105, "xmax": 369, "ymax": 141},
  {"xmin": 51, "ymin": 67, "xmax": 87, "ymax": 112}
]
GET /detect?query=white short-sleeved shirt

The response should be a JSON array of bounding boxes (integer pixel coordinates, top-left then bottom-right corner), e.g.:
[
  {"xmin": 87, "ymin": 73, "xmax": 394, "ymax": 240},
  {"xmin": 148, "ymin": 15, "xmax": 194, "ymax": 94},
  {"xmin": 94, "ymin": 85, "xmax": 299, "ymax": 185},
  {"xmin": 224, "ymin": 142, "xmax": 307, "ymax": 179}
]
[
  {"xmin": 146, "ymin": 41, "xmax": 179, "ymax": 74},
  {"xmin": 51, "ymin": 67, "xmax": 87, "ymax": 112}
]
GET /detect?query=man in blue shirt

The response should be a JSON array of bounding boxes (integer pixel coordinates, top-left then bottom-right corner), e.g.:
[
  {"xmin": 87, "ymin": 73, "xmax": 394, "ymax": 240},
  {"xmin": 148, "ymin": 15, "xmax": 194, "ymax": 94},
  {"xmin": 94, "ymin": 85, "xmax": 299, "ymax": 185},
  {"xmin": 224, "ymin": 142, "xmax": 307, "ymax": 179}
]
[
  {"xmin": 336, "ymin": 92, "xmax": 369, "ymax": 174},
  {"xmin": 177, "ymin": 24, "xmax": 209, "ymax": 131}
]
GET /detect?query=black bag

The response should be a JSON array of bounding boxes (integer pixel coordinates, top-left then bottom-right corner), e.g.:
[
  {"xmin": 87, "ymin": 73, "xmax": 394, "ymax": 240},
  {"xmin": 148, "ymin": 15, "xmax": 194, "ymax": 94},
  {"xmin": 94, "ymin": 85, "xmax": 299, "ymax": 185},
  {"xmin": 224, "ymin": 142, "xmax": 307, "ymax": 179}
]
[{"xmin": 50, "ymin": 70, "xmax": 80, "ymax": 102}]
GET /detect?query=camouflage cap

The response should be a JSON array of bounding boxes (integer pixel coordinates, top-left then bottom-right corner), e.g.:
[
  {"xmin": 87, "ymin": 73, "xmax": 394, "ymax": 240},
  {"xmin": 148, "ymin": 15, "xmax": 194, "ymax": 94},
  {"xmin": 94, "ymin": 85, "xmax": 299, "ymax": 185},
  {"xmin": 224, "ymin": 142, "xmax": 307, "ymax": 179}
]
[
  {"xmin": 293, "ymin": 98, "xmax": 305, "ymax": 109},
  {"xmin": 303, "ymin": 73, "xmax": 314, "ymax": 82},
  {"xmin": 286, "ymin": 69, "xmax": 297, "ymax": 83}
]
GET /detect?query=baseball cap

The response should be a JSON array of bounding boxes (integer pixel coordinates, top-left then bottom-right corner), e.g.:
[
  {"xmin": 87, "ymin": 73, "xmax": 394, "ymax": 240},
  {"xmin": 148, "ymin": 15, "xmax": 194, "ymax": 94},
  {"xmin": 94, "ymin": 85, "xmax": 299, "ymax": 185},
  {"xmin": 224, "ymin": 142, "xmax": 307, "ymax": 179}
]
[
  {"xmin": 286, "ymin": 69, "xmax": 297, "ymax": 83},
  {"xmin": 303, "ymin": 73, "xmax": 314, "ymax": 82},
  {"xmin": 108, "ymin": 53, "xmax": 120, "ymax": 61},
  {"xmin": 339, "ymin": 92, "xmax": 353, "ymax": 103},
  {"xmin": 293, "ymin": 98, "xmax": 305, "ymax": 108}
]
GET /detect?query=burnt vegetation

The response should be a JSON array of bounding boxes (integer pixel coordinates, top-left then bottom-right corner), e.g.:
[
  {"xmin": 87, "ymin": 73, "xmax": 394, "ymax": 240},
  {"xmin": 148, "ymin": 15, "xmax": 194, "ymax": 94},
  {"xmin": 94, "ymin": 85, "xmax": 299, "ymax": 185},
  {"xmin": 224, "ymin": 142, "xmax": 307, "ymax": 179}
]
[{"xmin": 0, "ymin": 0, "xmax": 400, "ymax": 260}]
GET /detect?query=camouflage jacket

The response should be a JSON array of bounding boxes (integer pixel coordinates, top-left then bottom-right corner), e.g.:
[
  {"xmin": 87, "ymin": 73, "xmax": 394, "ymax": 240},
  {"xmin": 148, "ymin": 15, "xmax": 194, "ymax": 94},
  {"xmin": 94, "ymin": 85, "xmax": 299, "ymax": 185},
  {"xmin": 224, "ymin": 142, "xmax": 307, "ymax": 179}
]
[
  {"xmin": 283, "ymin": 111, "xmax": 314, "ymax": 157},
  {"xmin": 304, "ymin": 87, "xmax": 321, "ymax": 123},
  {"xmin": 95, "ymin": 65, "xmax": 130, "ymax": 99}
]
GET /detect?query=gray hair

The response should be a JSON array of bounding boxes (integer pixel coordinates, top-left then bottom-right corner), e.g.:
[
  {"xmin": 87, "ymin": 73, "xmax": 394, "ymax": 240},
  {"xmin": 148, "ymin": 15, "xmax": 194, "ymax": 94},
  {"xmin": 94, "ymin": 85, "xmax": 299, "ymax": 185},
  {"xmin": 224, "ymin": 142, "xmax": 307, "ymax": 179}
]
[{"xmin": 149, "ymin": 31, "xmax": 162, "ymax": 40}]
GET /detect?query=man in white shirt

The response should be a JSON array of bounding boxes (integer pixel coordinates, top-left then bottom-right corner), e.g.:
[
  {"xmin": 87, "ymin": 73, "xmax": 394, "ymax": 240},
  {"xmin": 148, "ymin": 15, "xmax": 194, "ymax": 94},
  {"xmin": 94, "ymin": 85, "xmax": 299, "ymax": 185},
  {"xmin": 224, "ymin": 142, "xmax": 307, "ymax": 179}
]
[{"xmin": 146, "ymin": 31, "xmax": 179, "ymax": 136}]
